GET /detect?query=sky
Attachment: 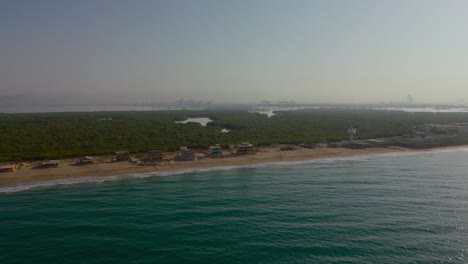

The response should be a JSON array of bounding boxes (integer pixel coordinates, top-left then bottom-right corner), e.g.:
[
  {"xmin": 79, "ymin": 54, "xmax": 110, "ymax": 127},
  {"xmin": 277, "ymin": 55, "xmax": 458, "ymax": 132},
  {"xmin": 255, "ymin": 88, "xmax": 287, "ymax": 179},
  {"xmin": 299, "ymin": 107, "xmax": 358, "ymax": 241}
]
[{"xmin": 1, "ymin": 0, "xmax": 468, "ymax": 105}]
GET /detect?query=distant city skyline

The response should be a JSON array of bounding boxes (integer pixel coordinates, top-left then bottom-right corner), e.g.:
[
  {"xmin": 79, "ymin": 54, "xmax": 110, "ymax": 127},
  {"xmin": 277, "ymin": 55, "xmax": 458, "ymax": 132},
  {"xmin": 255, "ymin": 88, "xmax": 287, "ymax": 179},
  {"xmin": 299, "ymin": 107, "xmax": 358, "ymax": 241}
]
[{"xmin": 2, "ymin": 0, "xmax": 468, "ymax": 105}]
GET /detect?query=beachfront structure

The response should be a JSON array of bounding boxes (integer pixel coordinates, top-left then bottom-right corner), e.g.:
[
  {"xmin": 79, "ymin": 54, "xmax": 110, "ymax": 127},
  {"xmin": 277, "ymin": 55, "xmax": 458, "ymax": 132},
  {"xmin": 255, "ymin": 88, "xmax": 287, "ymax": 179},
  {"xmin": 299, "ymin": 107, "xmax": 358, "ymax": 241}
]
[
  {"xmin": 0, "ymin": 164, "xmax": 17, "ymax": 173},
  {"xmin": 115, "ymin": 151, "xmax": 130, "ymax": 162},
  {"xmin": 79, "ymin": 156, "xmax": 94, "ymax": 164},
  {"xmin": 179, "ymin": 147, "xmax": 195, "ymax": 161},
  {"xmin": 146, "ymin": 150, "xmax": 163, "ymax": 161},
  {"xmin": 41, "ymin": 160, "xmax": 60, "ymax": 168},
  {"xmin": 209, "ymin": 145, "xmax": 223, "ymax": 158},
  {"xmin": 236, "ymin": 143, "xmax": 254, "ymax": 155}
]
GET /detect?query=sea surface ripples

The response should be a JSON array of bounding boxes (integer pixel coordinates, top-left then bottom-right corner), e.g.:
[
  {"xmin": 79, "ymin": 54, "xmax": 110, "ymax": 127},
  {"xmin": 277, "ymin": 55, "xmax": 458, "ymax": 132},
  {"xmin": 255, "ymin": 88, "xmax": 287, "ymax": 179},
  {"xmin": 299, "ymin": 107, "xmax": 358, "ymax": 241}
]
[{"xmin": 2, "ymin": 149, "xmax": 468, "ymax": 263}]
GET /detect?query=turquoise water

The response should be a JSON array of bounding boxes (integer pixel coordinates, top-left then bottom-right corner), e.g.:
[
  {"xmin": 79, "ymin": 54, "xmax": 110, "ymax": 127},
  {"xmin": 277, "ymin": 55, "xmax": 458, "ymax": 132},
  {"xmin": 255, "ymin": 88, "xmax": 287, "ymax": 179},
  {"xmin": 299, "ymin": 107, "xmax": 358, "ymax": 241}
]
[{"xmin": 2, "ymin": 149, "xmax": 468, "ymax": 263}]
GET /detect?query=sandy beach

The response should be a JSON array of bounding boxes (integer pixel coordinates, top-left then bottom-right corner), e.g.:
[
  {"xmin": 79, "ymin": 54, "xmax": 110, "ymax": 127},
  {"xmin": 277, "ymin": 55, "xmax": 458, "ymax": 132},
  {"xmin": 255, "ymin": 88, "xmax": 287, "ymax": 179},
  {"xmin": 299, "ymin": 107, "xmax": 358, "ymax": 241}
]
[{"xmin": 0, "ymin": 145, "xmax": 414, "ymax": 186}]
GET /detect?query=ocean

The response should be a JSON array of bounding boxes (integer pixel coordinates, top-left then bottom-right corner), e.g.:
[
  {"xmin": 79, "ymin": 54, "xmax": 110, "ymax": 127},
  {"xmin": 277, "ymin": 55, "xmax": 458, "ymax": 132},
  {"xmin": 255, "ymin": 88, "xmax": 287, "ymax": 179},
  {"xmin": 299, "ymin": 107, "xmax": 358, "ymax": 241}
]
[{"xmin": 1, "ymin": 149, "xmax": 468, "ymax": 263}]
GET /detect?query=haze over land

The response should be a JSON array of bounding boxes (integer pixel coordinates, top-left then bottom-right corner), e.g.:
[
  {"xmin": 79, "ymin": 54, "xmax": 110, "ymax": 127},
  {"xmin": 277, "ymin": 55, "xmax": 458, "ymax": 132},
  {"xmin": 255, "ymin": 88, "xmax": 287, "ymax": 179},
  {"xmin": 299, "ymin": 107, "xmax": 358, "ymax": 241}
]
[{"xmin": 2, "ymin": 0, "xmax": 468, "ymax": 105}]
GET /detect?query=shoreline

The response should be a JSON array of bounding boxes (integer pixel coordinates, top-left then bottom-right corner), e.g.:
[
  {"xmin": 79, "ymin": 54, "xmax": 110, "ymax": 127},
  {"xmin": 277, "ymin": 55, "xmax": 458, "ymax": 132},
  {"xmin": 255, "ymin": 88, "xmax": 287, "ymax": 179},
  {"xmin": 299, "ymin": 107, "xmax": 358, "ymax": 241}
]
[{"xmin": 0, "ymin": 145, "xmax": 467, "ymax": 188}]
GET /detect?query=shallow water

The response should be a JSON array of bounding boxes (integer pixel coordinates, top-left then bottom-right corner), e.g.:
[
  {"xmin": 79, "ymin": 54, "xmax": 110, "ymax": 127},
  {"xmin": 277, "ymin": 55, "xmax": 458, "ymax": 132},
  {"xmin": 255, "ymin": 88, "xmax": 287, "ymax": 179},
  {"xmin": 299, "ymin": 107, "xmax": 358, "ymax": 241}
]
[{"xmin": 2, "ymin": 149, "xmax": 468, "ymax": 263}]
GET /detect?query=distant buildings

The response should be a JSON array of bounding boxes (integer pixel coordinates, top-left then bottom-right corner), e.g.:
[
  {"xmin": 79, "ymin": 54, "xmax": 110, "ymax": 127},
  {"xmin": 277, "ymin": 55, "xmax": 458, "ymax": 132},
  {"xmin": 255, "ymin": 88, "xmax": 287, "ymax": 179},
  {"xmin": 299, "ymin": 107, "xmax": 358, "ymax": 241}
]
[{"xmin": 413, "ymin": 123, "xmax": 468, "ymax": 135}]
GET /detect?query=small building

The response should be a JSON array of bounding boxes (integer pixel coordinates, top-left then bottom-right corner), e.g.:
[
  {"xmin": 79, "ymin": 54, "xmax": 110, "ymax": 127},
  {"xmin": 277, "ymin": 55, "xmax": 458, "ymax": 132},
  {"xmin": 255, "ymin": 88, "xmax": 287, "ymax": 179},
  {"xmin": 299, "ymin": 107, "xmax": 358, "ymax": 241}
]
[
  {"xmin": 146, "ymin": 150, "xmax": 163, "ymax": 161},
  {"xmin": 209, "ymin": 145, "xmax": 223, "ymax": 158},
  {"xmin": 115, "ymin": 151, "xmax": 130, "ymax": 162},
  {"xmin": 236, "ymin": 143, "xmax": 254, "ymax": 155},
  {"xmin": 79, "ymin": 156, "xmax": 94, "ymax": 165},
  {"xmin": 179, "ymin": 147, "xmax": 195, "ymax": 161},
  {"xmin": 0, "ymin": 164, "xmax": 17, "ymax": 173},
  {"xmin": 41, "ymin": 160, "xmax": 60, "ymax": 168}
]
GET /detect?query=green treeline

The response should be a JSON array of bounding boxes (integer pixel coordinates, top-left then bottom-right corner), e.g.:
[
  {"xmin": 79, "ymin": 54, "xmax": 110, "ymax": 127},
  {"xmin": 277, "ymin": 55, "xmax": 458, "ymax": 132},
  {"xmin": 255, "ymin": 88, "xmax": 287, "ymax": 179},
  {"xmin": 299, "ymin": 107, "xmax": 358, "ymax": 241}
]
[{"xmin": 1, "ymin": 109, "xmax": 468, "ymax": 161}]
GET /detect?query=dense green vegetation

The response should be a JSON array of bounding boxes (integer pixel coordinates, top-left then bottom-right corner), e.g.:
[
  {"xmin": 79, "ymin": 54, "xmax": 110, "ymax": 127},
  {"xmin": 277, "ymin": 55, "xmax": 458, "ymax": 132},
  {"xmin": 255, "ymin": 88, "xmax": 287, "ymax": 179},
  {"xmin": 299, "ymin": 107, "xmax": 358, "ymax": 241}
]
[{"xmin": 2, "ymin": 109, "xmax": 468, "ymax": 161}]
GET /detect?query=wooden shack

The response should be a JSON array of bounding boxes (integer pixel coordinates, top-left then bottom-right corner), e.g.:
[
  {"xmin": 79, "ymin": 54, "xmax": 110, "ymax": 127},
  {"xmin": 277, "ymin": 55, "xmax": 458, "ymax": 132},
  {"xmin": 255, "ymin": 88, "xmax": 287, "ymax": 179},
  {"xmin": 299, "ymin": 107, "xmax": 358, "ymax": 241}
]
[
  {"xmin": 236, "ymin": 143, "xmax": 254, "ymax": 155},
  {"xmin": 146, "ymin": 150, "xmax": 163, "ymax": 161},
  {"xmin": 79, "ymin": 156, "xmax": 94, "ymax": 165},
  {"xmin": 0, "ymin": 164, "xmax": 17, "ymax": 173},
  {"xmin": 209, "ymin": 145, "xmax": 223, "ymax": 158},
  {"xmin": 41, "ymin": 160, "xmax": 60, "ymax": 168},
  {"xmin": 115, "ymin": 151, "xmax": 130, "ymax": 162},
  {"xmin": 179, "ymin": 147, "xmax": 195, "ymax": 161}
]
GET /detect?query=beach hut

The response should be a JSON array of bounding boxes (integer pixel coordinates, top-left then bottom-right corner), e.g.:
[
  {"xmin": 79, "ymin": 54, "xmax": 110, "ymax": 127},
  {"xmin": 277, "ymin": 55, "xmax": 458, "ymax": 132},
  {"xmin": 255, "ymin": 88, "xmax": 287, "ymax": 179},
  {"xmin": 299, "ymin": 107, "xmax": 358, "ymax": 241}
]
[
  {"xmin": 0, "ymin": 164, "xmax": 17, "ymax": 173},
  {"xmin": 79, "ymin": 156, "xmax": 94, "ymax": 165},
  {"xmin": 209, "ymin": 145, "xmax": 223, "ymax": 158},
  {"xmin": 179, "ymin": 147, "xmax": 195, "ymax": 161},
  {"xmin": 41, "ymin": 160, "xmax": 60, "ymax": 168},
  {"xmin": 236, "ymin": 143, "xmax": 254, "ymax": 155},
  {"xmin": 115, "ymin": 151, "xmax": 130, "ymax": 162},
  {"xmin": 146, "ymin": 150, "xmax": 163, "ymax": 161}
]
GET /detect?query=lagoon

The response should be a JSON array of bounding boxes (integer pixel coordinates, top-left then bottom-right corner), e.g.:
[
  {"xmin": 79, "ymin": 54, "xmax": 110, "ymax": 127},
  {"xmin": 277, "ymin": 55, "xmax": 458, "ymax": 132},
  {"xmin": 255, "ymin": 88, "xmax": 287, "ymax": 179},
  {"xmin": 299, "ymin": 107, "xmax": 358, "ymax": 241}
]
[{"xmin": 175, "ymin": 117, "xmax": 213, "ymax": 126}]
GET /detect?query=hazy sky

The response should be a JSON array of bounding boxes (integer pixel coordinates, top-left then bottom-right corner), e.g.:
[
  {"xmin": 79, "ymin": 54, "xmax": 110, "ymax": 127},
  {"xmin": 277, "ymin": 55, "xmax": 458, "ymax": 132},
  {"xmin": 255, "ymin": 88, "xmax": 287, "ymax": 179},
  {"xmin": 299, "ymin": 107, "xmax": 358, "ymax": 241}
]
[{"xmin": 2, "ymin": 0, "xmax": 468, "ymax": 104}]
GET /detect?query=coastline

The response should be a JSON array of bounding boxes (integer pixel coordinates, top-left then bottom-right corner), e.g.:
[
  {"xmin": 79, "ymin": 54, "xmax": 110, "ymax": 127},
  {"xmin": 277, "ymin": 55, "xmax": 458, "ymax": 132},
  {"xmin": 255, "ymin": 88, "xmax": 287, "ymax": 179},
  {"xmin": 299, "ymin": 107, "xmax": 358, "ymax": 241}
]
[
  {"xmin": 2, "ymin": 144, "xmax": 468, "ymax": 188},
  {"xmin": 0, "ymin": 146, "xmax": 409, "ymax": 187}
]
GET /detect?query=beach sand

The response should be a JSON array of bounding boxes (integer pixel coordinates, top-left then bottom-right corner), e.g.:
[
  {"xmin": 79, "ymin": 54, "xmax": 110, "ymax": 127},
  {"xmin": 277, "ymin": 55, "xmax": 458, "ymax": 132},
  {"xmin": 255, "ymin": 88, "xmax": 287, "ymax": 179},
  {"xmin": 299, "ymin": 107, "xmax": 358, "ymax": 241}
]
[{"xmin": 0, "ymin": 145, "xmax": 412, "ymax": 186}]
